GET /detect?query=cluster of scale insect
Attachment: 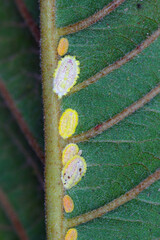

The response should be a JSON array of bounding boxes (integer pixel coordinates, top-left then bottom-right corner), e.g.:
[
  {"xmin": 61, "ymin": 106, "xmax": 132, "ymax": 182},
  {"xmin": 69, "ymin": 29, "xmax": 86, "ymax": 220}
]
[
  {"xmin": 53, "ymin": 38, "xmax": 87, "ymax": 190},
  {"xmin": 53, "ymin": 38, "xmax": 88, "ymax": 240}
]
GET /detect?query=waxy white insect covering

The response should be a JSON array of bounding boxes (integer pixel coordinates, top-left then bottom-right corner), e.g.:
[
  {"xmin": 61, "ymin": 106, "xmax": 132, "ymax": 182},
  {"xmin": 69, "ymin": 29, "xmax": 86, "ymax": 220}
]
[
  {"xmin": 61, "ymin": 155, "xmax": 87, "ymax": 189},
  {"xmin": 53, "ymin": 55, "xmax": 80, "ymax": 98},
  {"xmin": 62, "ymin": 143, "xmax": 80, "ymax": 166}
]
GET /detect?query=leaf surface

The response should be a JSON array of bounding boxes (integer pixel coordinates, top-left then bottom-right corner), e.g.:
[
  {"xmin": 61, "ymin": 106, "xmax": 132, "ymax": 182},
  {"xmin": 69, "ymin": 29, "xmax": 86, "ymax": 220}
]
[
  {"xmin": 55, "ymin": 0, "xmax": 160, "ymax": 239},
  {"xmin": 0, "ymin": 0, "xmax": 160, "ymax": 239},
  {"xmin": 0, "ymin": 0, "xmax": 43, "ymax": 147},
  {"xmin": 0, "ymin": 97, "xmax": 45, "ymax": 239},
  {"xmin": 0, "ymin": 1, "xmax": 44, "ymax": 239}
]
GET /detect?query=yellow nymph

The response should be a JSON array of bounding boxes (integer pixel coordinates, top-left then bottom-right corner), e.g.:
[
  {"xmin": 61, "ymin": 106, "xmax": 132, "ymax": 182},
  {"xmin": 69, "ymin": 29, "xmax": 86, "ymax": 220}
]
[
  {"xmin": 61, "ymin": 155, "xmax": 87, "ymax": 189},
  {"xmin": 65, "ymin": 228, "xmax": 78, "ymax": 240},
  {"xmin": 62, "ymin": 143, "xmax": 80, "ymax": 166},
  {"xmin": 57, "ymin": 37, "xmax": 69, "ymax": 56},
  {"xmin": 59, "ymin": 109, "xmax": 78, "ymax": 139},
  {"xmin": 53, "ymin": 55, "xmax": 80, "ymax": 98},
  {"xmin": 63, "ymin": 195, "xmax": 74, "ymax": 213}
]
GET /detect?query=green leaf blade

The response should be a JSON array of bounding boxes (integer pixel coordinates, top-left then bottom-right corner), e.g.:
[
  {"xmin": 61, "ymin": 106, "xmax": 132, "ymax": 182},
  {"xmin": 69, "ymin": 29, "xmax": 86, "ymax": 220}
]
[
  {"xmin": 0, "ymin": 99, "xmax": 45, "ymax": 239},
  {"xmin": 0, "ymin": 0, "xmax": 43, "ymax": 147},
  {"xmin": 56, "ymin": 1, "xmax": 160, "ymax": 239}
]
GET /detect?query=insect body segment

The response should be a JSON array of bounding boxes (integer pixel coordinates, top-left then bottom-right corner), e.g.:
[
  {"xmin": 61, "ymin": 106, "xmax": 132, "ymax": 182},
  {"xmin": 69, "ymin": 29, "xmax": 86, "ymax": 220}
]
[
  {"xmin": 53, "ymin": 55, "xmax": 80, "ymax": 98},
  {"xmin": 62, "ymin": 155, "xmax": 87, "ymax": 189}
]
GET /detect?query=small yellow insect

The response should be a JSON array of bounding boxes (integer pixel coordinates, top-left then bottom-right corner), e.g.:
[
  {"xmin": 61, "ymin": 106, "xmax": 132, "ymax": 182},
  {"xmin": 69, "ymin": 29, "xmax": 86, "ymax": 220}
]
[
  {"xmin": 63, "ymin": 195, "xmax": 74, "ymax": 213},
  {"xmin": 53, "ymin": 55, "xmax": 80, "ymax": 98},
  {"xmin": 65, "ymin": 228, "xmax": 78, "ymax": 240},
  {"xmin": 61, "ymin": 155, "xmax": 87, "ymax": 189},
  {"xmin": 59, "ymin": 109, "xmax": 78, "ymax": 139},
  {"xmin": 57, "ymin": 38, "xmax": 69, "ymax": 56},
  {"xmin": 62, "ymin": 143, "xmax": 81, "ymax": 166}
]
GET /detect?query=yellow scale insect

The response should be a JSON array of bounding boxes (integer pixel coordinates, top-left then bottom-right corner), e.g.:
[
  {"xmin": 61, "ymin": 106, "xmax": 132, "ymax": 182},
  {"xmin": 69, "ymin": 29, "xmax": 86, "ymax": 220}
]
[
  {"xmin": 53, "ymin": 55, "xmax": 80, "ymax": 98},
  {"xmin": 63, "ymin": 195, "xmax": 74, "ymax": 213},
  {"xmin": 65, "ymin": 228, "xmax": 78, "ymax": 240},
  {"xmin": 61, "ymin": 143, "xmax": 87, "ymax": 189},
  {"xmin": 57, "ymin": 37, "xmax": 69, "ymax": 56},
  {"xmin": 59, "ymin": 108, "xmax": 78, "ymax": 139},
  {"xmin": 62, "ymin": 143, "xmax": 80, "ymax": 165}
]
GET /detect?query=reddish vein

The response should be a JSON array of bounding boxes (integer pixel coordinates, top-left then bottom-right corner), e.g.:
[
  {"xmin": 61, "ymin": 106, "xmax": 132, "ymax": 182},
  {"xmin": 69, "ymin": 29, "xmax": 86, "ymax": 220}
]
[
  {"xmin": 0, "ymin": 187, "xmax": 29, "ymax": 240},
  {"xmin": 0, "ymin": 80, "xmax": 44, "ymax": 163},
  {"xmin": 14, "ymin": 0, "xmax": 40, "ymax": 43},
  {"xmin": 58, "ymin": 0, "xmax": 125, "ymax": 35},
  {"xmin": 5, "ymin": 125, "xmax": 44, "ymax": 187},
  {"xmin": 69, "ymin": 83, "xmax": 160, "ymax": 143},
  {"xmin": 67, "ymin": 168, "xmax": 160, "ymax": 227},
  {"xmin": 69, "ymin": 28, "xmax": 160, "ymax": 94}
]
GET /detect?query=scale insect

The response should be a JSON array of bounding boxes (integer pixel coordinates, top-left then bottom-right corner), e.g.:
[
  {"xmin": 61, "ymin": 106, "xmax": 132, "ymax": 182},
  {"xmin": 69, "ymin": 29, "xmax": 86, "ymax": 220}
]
[
  {"xmin": 59, "ymin": 108, "xmax": 78, "ymax": 139},
  {"xmin": 65, "ymin": 228, "xmax": 78, "ymax": 240},
  {"xmin": 53, "ymin": 55, "xmax": 80, "ymax": 98},
  {"xmin": 57, "ymin": 37, "xmax": 69, "ymax": 56},
  {"xmin": 62, "ymin": 143, "xmax": 81, "ymax": 166},
  {"xmin": 63, "ymin": 195, "xmax": 74, "ymax": 213},
  {"xmin": 61, "ymin": 155, "xmax": 87, "ymax": 189}
]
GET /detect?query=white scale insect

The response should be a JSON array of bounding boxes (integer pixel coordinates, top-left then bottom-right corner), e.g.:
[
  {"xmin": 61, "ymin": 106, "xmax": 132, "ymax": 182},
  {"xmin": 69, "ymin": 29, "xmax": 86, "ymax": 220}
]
[
  {"xmin": 53, "ymin": 55, "xmax": 80, "ymax": 98},
  {"xmin": 61, "ymin": 144, "xmax": 87, "ymax": 189}
]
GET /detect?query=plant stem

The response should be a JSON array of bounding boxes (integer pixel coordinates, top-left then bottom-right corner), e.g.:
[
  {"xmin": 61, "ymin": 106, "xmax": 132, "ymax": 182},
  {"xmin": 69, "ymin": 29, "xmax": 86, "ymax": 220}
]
[{"xmin": 40, "ymin": 0, "xmax": 65, "ymax": 239}]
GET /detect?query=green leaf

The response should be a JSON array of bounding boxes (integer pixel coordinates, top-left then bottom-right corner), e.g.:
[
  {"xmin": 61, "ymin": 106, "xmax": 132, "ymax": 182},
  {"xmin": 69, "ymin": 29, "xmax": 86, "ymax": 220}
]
[
  {"xmin": 0, "ymin": 96, "xmax": 45, "ymax": 240},
  {"xmin": 0, "ymin": 0, "xmax": 43, "ymax": 147},
  {"xmin": 54, "ymin": 0, "xmax": 160, "ymax": 239},
  {"xmin": 0, "ymin": 1, "xmax": 44, "ymax": 239},
  {"xmin": 1, "ymin": 0, "xmax": 160, "ymax": 239}
]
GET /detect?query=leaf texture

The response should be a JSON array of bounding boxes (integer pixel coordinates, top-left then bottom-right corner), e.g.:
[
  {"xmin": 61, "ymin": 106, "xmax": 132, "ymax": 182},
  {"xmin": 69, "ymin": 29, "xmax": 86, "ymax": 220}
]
[
  {"xmin": 0, "ymin": 0, "xmax": 43, "ymax": 147},
  {"xmin": 0, "ymin": 0, "xmax": 160, "ymax": 239},
  {"xmin": 55, "ymin": 0, "xmax": 160, "ymax": 239},
  {"xmin": 0, "ymin": 97, "xmax": 45, "ymax": 239},
  {"xmin": 0, "ymin": 1, "xmax": 44, "ymax": 239}
]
